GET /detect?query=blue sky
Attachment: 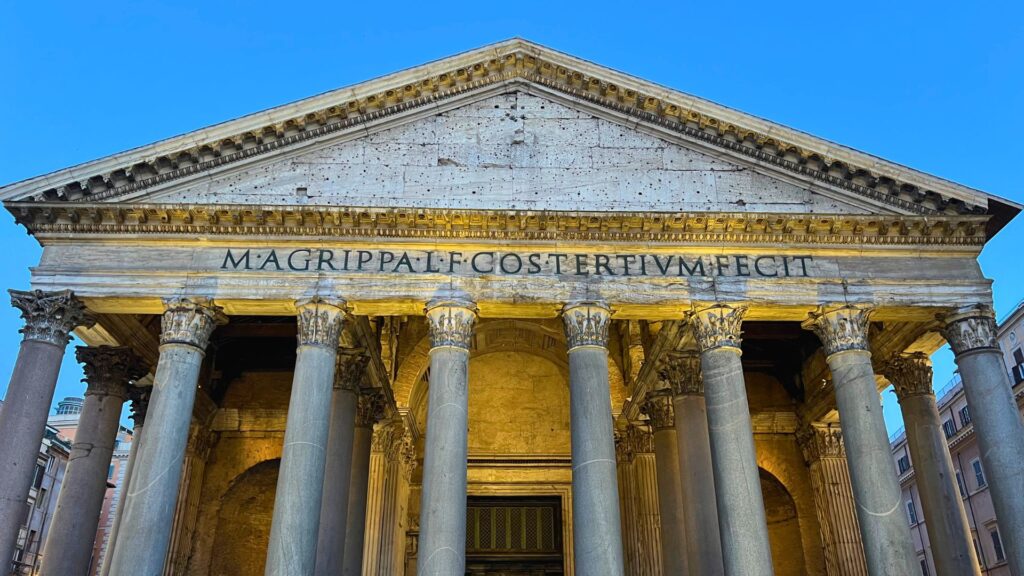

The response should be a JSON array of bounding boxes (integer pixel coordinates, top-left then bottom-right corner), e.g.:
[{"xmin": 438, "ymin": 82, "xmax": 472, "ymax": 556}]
[{"xmin": 1, "ymin": 1, "xmax": 1022, "ymax": 432}]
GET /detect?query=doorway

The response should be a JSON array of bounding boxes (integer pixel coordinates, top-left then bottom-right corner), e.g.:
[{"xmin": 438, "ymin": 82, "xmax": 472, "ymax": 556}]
[{"xmin": 465, "ymin": 496, "xmax": 564, "ymax": 576}]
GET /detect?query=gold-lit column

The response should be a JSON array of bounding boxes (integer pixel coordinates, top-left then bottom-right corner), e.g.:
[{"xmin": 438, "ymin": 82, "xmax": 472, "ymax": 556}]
[
  {"xmin": 804, "ymin": 305, "xmax": 919, "ymax": 575},
  {"xmin": 690, "ymin": 303, "xmax": 773, "ymax": 575},
  {"xmin": 797, "ymin": 423, "xmax": 868, "ymax": 576}
]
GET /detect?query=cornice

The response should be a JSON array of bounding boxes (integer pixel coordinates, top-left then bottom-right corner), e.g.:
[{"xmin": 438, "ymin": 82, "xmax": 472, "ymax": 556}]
[
  {"xmin": 0, "ymin": 41, "xmax": 1006, "ymax": 223},
  {"xmin": 6, "ymin": 203, "xmax": 989, "ymax": 247}
]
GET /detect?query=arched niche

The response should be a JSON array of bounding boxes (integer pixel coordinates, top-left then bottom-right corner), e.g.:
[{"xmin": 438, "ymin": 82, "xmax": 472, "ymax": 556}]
[
  {"xmin": 760, "ymin": 468, "xmax": 805, "ymax": 576},
  {"xmin": 397, "ymin": 319, "xmax": 628, "ymax": 439},
  {"xmin": 209, "ymin": 459, "xmax": 279, "ymax": 576}
]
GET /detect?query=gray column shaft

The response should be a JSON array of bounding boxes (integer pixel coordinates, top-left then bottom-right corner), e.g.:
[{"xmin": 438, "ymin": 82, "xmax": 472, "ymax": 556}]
[
  {"xmin": 956, "ymin": 349, "xmax": 1024, "ymax": 574},
  {"xmin": 107, "ymin": 344, "xmax": 204, "ymax": 576},
  {"xmin": 899, "ymin": 394, "xmax": 980, "ymax": 576},
  {"xmin": 315, "ymin": 388, "xmax": 358, "ymax": 576},
  {"xmin": 265, "ymin": 344, "xmax": 338, "ymax": 576},
  {"xmin": 0, "ymin": 340, "xmax": 66, "ymax": 569},
  {"xmin": 828, "ymin": 350, "xmax": 919, "ymax": 575},
  {"xmin": 673, "ymin": 394, "xmax": 724, "ymax": 576},
  {"xmin": 568, "ymin": 346, "xmax": 625, "ymax": 576},
  {"xmin": 701, "ymin": 348, "xmax": 773, "ymax": 576},
  {"xmin": 417, "ymin": 347, "xmax": 470, "ymax": 576},
  {"xmin": 653, "ymin": 428, "xmax": 688, "ymax": 576},
  {"xmin": 342, "ymin": 424, "xmax": 373, "ymax": 576},
  {"xmin": 101, "ymin": 424, "xmax": 143, "ymax": 576},
  {"xmin": 40, "ymin": 390, "xmax": 125, "ymax": 576}
]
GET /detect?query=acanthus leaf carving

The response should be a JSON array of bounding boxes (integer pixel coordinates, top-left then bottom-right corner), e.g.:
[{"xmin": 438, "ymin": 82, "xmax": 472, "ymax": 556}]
[
  {"xmin": 295, "ymin": 297, "xmax": 347, "ymax": 348},
  {"xmin": 641, "ymin": 393, "xmax": 675, "ymax": 430},
  {"xmin": 796, "ymin": 423, "xmax": 846, "ymax": 463},
  {"xmin": 940, "ymin": 305, "xmax": 998, "ymax": 355},
  {"xmin": 562, "ymin": 301, "xmax": 612, "ymax": 350},
  {"xmin": 160, "ymin": 298, "xmax": 226, "ymax": 350},
  {"xmin": 75, "ymin": 345, "xmax": 150, "ymax": 399},
  {"xmin": 802, "ymin": 304, "xmax": 873, "ymax": 357},
  {"xmin": 425, "ymin": 299, "xmax": 477, "ymax": 350},
  {"xmin": 883, "ymin": 352, "xmax": 934, "ymax": 400},
  {"xmin": 689, "ymin": 303, "xmax": 746, "ymax": 352},
  {"xmin": 9, "ymin": 289, "xmax": 95, "ymax": 347},
  {"xmin": 659, "ymin": 350, "xmax": 703, "ymax": 396}
]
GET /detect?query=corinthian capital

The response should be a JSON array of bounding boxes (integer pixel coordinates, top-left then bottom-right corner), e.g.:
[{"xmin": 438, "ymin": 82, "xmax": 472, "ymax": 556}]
[
  {"xmin": 883, "ymin": 352, "xmax": 934, "ymax": 400},
  {"xmin": 796, "ymin": 423, "xmax": 846, "ymax": 463},
  {"xmin": 425, "ymin": 298, "xmax": 477, "ymax": 350},
  {"xmin": 940, "ymin": 304, "xmax": 997, "ymax": 355},
  {"xmin": 356, "ymin": 388, "xmax": 388, "ymax": 428},
  {"xmin": 659, "ymin": 350, "xmax": 703, "ymax": 396},
  {"xmin": 689, "ymin": 303, "xmax": 746, "ymax": 352},
  {"xmin": 160, "ymin": 298, "xmax": 227, "ymax": 350},
  {"xmin": 335, "ymin": 349, "xmax": 368, "ymax": 391},
  {"xmin": 641, "ymin": 393, "xmax": 675, "ymax": 430},
  {"xmin": 802, "ymin": 304, "xmax": 873, "ymax": 356},
  {"xmin": 295, "ymin": 297, "xmax": 347, "ymax": 348},
  {"xmin": 76, "ymin": 346, "xmax": 150, "ymax": 400},
  {"xmin": 9, "ymin": 289, "xmax": 94, "ymax": 347},
  {"xmin": 128, "ymin": 386, "xmax": 151, "ymax": 427},
  {"xmin": 562, "ymin": 301, "xmax": 611, "ymax": 350}
]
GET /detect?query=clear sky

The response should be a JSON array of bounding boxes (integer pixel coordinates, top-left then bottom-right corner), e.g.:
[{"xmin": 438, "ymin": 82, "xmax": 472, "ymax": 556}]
[{"xmin": 1, "ymin": 1, "xmax": 1022, "ymax": 432}]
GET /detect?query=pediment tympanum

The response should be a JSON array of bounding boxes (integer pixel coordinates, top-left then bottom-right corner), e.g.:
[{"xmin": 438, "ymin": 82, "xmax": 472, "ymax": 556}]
[{"xmin": 1, "ymin": 39, "xmax": 1017, "ymax": 237}]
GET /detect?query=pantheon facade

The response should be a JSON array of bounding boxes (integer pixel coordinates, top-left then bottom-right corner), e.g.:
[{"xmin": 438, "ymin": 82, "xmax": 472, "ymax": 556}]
[{"xmin": 1, "ymin": 40, "xmax": 1023, "ymax": 576}]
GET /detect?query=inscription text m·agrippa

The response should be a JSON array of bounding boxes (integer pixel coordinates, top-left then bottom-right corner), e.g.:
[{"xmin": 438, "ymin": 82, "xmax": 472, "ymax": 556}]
[{"xmin": 220, "ymin": 249, "xmax": 814, "ymax": 278}]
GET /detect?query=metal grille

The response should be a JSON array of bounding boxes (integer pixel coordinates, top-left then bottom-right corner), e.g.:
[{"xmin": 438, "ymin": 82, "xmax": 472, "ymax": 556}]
[{"xmin": 466, "ymin": 500, "xmax": 560, "ymax": 553}]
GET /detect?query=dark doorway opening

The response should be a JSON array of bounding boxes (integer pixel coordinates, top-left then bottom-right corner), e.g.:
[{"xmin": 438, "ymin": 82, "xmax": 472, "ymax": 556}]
[{"xmin": 465, "ymin": 496, "xmax": 564, "ymax": 575}]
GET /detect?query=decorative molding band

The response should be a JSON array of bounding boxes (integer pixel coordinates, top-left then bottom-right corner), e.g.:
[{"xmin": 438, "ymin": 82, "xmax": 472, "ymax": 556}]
[
  {"xmin": 796, "ymin": 423, "xmax": 846, "ymax": 463},
  {"xmin": 335, "ymin": 348, "xmax": 368, "ymax": 391},
  {"xmin": 295, "ymin": 297, "xmax": 347, "ymax": 349},
  {"xmin": 356, "ymin": 388, "xmax": 388, "ymax": 428},
  {"xmin": 659, "ymin": 350, "xmax": 703, "ymax": 396},
  {"xmin": 425, "ymin": 298, "xmax": 478, "ymax": 350},
  {"xmin": 11, "ymin": 48, "xmax": 983, "ymax": 217},
  {"xmin": 160, "ymin": 298, "xmax": 227, "ymax": 350},
  {"xmin": 75, "ymin": 345, "xmax": 150, "ymax": 399},
  {"xmin": 940, "ymin": 304, "xmax": 998, "ymax": 355},
  {"xmin": 884, "ymin": 352, "xmax": 934, "ymax": 400},
  {"xmin": 9, "ymin": 289, "xmax": 94, "ymax": 347},
  {"xmin": 562, "ymin": 301, "xmax": 612, "ymax": 350},
  {"xmin": 803, "ymin": 304, "xmax": 873, "ymax": 357},
  {"xmin": 8, "ymin": 203, "xmax": 990, "ymax": 246},
  {"xmin": 641, "ymin": 393, "xmax": 675, "ymax": 431},
  {"xmin": 128, "ymin": 385, "xmax": 151, "ymax": 427},
  {"xmin": 690, "ymin": 303, "xmax": 746, "ymax": 352}
]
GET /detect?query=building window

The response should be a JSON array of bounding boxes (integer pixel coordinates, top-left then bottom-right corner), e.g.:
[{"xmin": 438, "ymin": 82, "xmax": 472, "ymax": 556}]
[
  {"xmin": 108, "ymin": 464, "xmax": 115, "ymax": 479},
  {"xmin": 972, "ymin": 459, "xmax": 987, "ymax": 488},
  {"xmin": 31, "ymin": 464, "xmax": 45, "ymax": 489},
  {"xmin": 906, "ymin": 500, "xmax": 918, "ymax": 525},
  {"xmin": 990, "ymin": 527, "xmax": 1005, "ymax": 563},
  {"xmin": 959, "ymin": 406, "xmax": 971, "ymax": 426},
  {"xmin": 920, "ymin": 558, "xmax": 929, "ymax": 576},
  {"xmin": 956, "ymin": 470, "xmax": 967, "ymax": 498},
  {"xmin": 897, "ymin": 455, "xmax": 911, "ymax": 474},
  {"xmin": 942, "ymin": 419, "xmax": 956, "ymax": 439},
  {"xmin": 974, "ymin": 537, "xmax": 985, "ymax": 567}
]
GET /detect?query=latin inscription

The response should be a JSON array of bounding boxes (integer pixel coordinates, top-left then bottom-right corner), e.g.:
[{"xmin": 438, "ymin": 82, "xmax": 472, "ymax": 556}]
[{"xmin": 220, "ymin": 249, "xmax": 813, "ymax": 278}]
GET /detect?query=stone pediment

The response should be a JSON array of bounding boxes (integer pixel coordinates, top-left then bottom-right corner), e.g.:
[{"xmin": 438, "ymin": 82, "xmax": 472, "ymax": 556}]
[{"xmin": 1, "ymin": 39, "xmax": 1018, "ymax": 235}]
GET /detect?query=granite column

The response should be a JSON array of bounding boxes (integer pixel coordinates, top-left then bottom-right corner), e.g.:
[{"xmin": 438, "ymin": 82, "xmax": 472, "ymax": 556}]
[
  {"xmin": 265, "ymin": 297, "xmax": 347, "ymax": 576},
  {"xmin": 40, "ymin": 346, "xmax": 148, "ymax": 576},
  {"xmin": 0, "ymin": 289, "xmax": 92, "ymax": 571},
  {"xmin": 884, "ymin": 353, "xmax": 980, "ymax": 576},
  {"xmin": 416, "ymin": 298, "xmax": 477, "ymax": 576},
  {"xmin": 342, "ymin": 388, "xmax": 386, "ymax": 576},
  {"xmin": 804, "ymin": 305, "xmax": 919, "ymax": 575},
  {"xmin": 689, "ymin": 304, "xmax": 773, "ymax": 575},
  {"xmin": 643, "ymin": 392, "xmax": 688, "ymax": 576},
  {"xmin": 107, "ymin": 298, "xmax": 224, "ymax": 576},
  {"xmin": 941, "ymin": 305, "xmax": 1024, "ymax": 575},
  {"xmin": 562, "ymin": 301, "xmax": 625, "ymax": 576},
  {"xmin": 315, "ymin": 350, "xmax": 366, "ymax": 576},
  {"xmin": 661, "ymin": 350, "xmax": 724, "ymax": 576},
  {"xmin": 100, "ymin": 387, "xmax": 149, "ymax": 576}
]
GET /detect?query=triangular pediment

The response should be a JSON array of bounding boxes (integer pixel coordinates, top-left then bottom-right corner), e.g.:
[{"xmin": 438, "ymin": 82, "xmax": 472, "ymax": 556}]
[{"xmin": 1, "ymin": 39, "xmax": 1017, "ymax": 232}]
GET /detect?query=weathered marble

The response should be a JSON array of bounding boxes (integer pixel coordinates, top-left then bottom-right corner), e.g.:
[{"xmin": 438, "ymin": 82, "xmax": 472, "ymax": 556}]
[
  {"xmin": 40, "ymin": 346, "xmax": 147, "ymax": 576},
  {"xmin": 0, "ymin": 290, "xmax": 92, "ymax": 571},
  {"xmin": 265, "ymin": 298, "xmax": 346, "ymax": 576}
]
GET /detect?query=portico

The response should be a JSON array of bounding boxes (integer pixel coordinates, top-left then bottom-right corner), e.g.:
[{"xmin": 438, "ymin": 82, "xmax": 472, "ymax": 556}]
[{"xmin": 0, "ymin": 39, "xmax": 1021, "ymax": 576}]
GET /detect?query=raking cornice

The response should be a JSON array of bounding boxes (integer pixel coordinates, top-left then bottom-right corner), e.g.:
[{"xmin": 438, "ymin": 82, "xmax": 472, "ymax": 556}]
[{"xmin": 0, "ymin": 39, "xmax": 1017, "ymax": 234}]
